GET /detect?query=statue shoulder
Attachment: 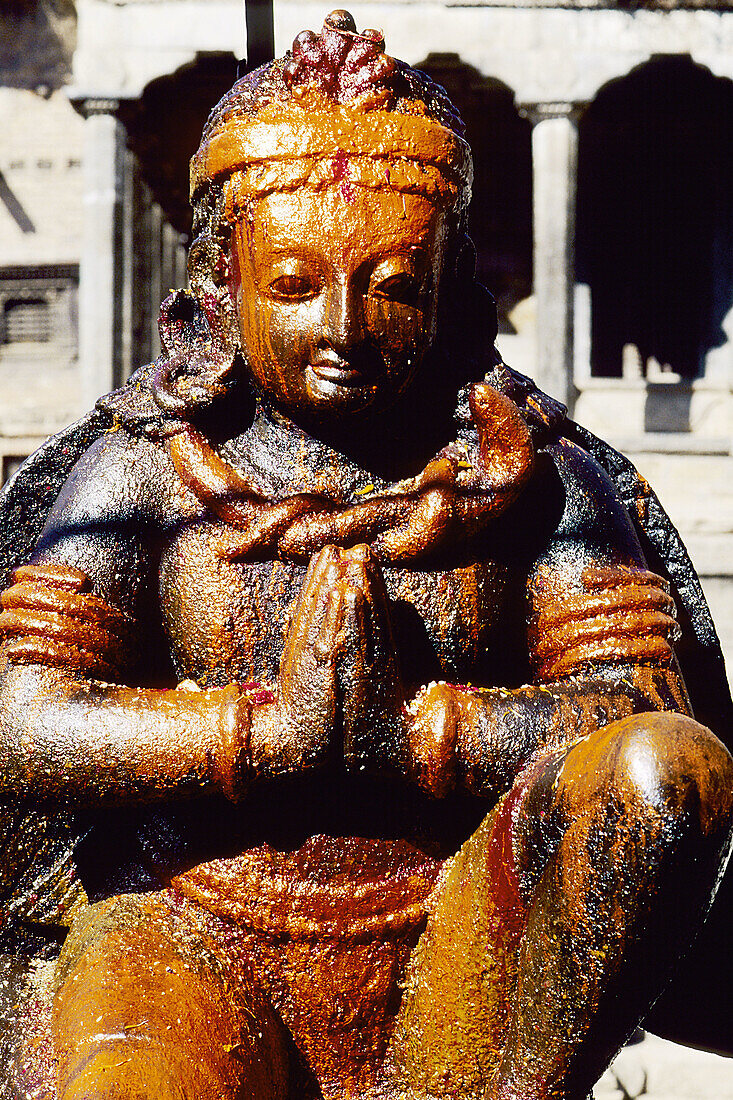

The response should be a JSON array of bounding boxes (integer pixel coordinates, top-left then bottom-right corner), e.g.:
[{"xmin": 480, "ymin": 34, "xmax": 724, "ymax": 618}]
[
  {"xmin": 1, "ymin": 424, "xmax": 186, "ymax": 612},
  {"xmin": 533, "ymin": 434, "xmax": 648, "ymax": 572},
  {"xmin": 42, "ymin": 426, "xmax": 179, "ymax": 532},
  {"xmin": 478, "ymin": 364, "xmax": 645, "ymax": 570}
]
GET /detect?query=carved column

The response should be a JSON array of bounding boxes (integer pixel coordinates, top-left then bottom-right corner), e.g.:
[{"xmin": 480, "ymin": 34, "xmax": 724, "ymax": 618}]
[
  {"xmin": 521, "ymin": 103, "xmax": 581, "ymax": 412},
  {"xmin": 78, "ymin": 99, "xmax": 127, "ymax": 406},
  {"xmin": 148, "ymin": 201, "xmax": 163, "ymax": 360}
]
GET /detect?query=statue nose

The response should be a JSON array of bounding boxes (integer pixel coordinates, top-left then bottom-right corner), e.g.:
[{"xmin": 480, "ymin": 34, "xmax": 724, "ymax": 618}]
[{"xmin": 324, "ymin": 280, "xmax": 362, "ymax": 354}]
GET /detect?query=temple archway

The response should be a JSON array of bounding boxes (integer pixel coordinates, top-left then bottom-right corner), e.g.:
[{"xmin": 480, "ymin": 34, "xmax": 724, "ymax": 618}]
[
  {"xmin": 577, "ymin": 55, "xmax": 733, "ymax": 379},
  {"xmin": 416, "ymin": 55, "xmax": 532, "ymax": 333},
  {"xmin": 119, "ymin": 51, "xmax": 238, "ymax": 237}
]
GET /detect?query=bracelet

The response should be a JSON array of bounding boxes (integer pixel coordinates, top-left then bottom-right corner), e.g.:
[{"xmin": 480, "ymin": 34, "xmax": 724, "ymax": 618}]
[{"xmin": 215, "ymin": 686, "xmax": 252, "ymax": 801}]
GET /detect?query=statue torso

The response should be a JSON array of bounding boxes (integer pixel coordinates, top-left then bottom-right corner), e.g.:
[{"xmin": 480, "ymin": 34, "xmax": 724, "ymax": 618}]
[
  {"xmin": 155, "ymin": 406, "xmax": 530, "ymax": 692},
  {"xmin": 144, "ymin": 417, "xmax": 524, "ymax": 930},
  {"xmin": 158, "ymin": 519, "xmax": 510, "ymax": 690}
]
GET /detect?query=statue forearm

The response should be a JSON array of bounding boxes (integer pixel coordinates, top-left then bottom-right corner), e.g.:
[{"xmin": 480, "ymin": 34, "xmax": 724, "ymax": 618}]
[
  {"xmin": 0, "ymin": 558, "xmax": 257, "ymax": 808},
  {"xmin": 406, "ymin": 665, "xmax": 691, "ymax": 801},
  {"xmin": 0, "ymin": 662, "xmax": 248, "ymax": 809}
]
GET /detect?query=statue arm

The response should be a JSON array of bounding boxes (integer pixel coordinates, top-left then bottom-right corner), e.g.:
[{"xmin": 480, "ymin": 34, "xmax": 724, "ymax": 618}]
[
  {"xmin": 405, "ymin": 665, "xmax": 687, "ymax": 801},
  {"xmin": 0, "ymin": 431, "xmax": 252, "ymax": 809},
  {"xmin": 0, "ymin": 661, "xmax": 247, "ymax": 808},
  {"xmin": 402, "ymin": 437, "xmax": 689, "ymax": 800}
]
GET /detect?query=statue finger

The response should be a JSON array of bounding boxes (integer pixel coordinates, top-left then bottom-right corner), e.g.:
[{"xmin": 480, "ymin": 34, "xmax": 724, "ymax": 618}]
[
  {"xmin": 280, "ymin": 546, "xmax": 340, "ymax": 681},
  {"xmin": 294, "ymin": 545, "xmax": 341, "ymax": 624},
  {"xmin": 314, "ymin": 586, "xmax": 347, "ymax": 663},
  {"xmin": 339, "ymin": 544, "xmax": 389, "ymax": 607},
  {"xmin": 342, "ymin": 583, "xmax": 369, "ymax": 650}
]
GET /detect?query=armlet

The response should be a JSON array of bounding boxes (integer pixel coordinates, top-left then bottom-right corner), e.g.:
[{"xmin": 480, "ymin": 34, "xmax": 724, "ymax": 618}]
[
  {"xmin": 528, "ymin": 564, "xmax": 681, "ymax": 681},
  {"xmin": 0, "ymin": 562, "xmax": 134, "ymax": 679}
]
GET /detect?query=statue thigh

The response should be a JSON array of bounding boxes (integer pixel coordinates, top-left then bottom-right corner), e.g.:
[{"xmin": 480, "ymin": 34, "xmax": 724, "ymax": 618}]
[{"xmin": 50, "ymin": 892, "xmax": 289, "ymax": 1100}]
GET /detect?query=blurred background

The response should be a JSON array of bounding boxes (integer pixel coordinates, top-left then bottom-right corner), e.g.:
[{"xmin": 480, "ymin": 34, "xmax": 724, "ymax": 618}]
[{"xmin": 0, "ymin": 0, "xmax": 731, "ymax": 694}]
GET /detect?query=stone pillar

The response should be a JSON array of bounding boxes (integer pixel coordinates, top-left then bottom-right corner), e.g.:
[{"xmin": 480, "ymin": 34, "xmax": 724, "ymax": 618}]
[
  {"xmin": 78, "ymin": 99, "xmax": 127, "ymax": 405},
  {"xmin": 149, "ymin": 202, "xmax": 163, "ymax": 360},
  {"xmin": 131, "ymin": 170, "xmax": 154, "ymax": 369},
  {"xmin": 521, "ymin": 103, "xmax": 581, "ymax": 412},
  {"xmin": 173, "ymin": 231, "xmax": 188, "ymax": 292},
  {"xmin": 119, "ymin": 147, "xmax": 136, "ymax": 385}
]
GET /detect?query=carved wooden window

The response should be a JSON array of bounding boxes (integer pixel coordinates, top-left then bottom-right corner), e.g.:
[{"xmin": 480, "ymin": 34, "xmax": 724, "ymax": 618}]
[
  {"xmin": 0, "ymin": 266, "xmax": 78, "ymax": 355},
  {"xmin": 3, "ymin": 297, "xmax": 51, "ymax": 344}
]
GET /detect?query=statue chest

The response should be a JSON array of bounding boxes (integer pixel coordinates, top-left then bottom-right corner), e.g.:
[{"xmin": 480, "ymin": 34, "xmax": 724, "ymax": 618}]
[{"xmin": 158, "ymin": 518, "xmax": 509, "ymax": 686}]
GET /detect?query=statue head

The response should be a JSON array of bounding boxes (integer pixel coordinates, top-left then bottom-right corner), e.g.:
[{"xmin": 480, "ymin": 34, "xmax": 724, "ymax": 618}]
[{"xmin": 165, "ymin": 11, "xmax": 496, "ymax": 430}]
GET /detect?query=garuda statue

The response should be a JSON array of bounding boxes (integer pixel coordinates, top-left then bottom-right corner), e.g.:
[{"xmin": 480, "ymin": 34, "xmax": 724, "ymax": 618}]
[{"xmin": 1, "ymin": 12, "xmax": 732, "ymax": 1100}]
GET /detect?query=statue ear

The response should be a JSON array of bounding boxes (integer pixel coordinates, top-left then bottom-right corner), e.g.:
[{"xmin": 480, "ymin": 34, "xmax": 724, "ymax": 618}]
[{"xmin": 152, "ymin": 290, "xmax": 239, "ymax": 418}]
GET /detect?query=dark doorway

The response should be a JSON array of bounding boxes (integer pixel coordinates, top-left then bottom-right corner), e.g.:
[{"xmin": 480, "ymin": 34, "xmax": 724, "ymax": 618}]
[
  {"xmin": 417, "ymin": 55, "xmax": 533, "ymax": 332},
  {"xmin": 577, "ymin": 55, "xmax": 733, "ymax": 379},
  {"xmin": 120, "ymin": 52, "xmax": 238, "ymax": 238}
]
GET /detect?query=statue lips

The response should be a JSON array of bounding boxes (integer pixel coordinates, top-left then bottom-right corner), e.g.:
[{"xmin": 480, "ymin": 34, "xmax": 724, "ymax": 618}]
[
  {"xmin": 309, "ymin": 347, "xmax": 384, "ymax": 393},
  {"xmin": 310, "ymin": 357, "xmax": 372, "ymax": 387}
]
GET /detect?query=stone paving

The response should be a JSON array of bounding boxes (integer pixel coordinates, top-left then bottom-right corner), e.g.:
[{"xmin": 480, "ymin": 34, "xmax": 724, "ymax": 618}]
[{"xmin": 594, "ymin": 1033, "xmax": 733, "ymax": 1100}]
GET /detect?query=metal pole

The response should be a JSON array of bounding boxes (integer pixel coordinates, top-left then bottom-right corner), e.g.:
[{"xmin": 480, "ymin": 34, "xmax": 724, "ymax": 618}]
[{"xmin": 244, "ymin": 0, "xmax": 275, "ymax": 72}]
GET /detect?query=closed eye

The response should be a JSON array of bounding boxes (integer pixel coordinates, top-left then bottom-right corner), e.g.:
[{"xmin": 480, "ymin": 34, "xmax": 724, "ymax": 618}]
[
  {"xmin": 371, "ymin": 273, "xmax": 419, "ymax": 305},
  {"xmin": 268, "ymin": 274, "xmax": 318, "ymax": 301}
]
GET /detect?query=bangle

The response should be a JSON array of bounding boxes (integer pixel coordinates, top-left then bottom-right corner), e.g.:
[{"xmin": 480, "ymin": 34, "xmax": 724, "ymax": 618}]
[{"xmin": 216, "ymin": 686, "xmax": 252, "ymax": 801}]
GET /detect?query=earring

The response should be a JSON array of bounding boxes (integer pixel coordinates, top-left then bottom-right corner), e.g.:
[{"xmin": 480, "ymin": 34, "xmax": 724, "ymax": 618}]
[{"xmin": 152, "ymin": 290, "xmax": 236, "ymax": 419}]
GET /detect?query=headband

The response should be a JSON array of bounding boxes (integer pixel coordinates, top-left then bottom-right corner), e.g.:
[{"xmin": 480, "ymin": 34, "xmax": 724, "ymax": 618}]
[{"xmin": 190, "ymin": 91, "xmax": 473, "ymax": 210}]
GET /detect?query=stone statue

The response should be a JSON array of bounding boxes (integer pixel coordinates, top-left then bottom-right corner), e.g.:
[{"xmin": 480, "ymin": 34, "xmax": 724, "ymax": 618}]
[{"xmin": 1, "ymin": 12, "xmax": 732, "ymax": 1099}]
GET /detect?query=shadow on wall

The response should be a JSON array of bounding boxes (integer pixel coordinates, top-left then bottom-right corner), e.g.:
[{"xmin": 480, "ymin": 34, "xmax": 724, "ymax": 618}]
[
  {"xmin": 0, "ymin": 0, "xmax": 76, "ymax": 95},
  {"xmin": 118, "ymin": 52, "xmax": 239, "ymax": 239},
  {"xmin": 577, "ymin": 55, "xmax": 733, "ymax": 381}
]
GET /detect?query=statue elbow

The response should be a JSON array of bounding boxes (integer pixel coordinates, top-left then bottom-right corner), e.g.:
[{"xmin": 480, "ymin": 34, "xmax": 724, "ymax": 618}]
[{"xmin": 0, "ymin": 661, "xmax": 76, "ymax": 807}]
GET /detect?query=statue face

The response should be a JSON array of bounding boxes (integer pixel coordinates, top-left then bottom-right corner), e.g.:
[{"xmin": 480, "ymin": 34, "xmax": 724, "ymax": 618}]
[{"xmin": 229, "ymin": 186, "xmax": 449, "ymax": 422}]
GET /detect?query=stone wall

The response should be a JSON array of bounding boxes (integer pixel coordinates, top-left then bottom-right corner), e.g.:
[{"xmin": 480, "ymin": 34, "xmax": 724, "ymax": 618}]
[
  {"xmin": 0, "ymin": 88, "xmax": 83, "ymax": 473},
  {"xmin": 0, "ymin": 88, "xmax": 82, "ymax": 268}
]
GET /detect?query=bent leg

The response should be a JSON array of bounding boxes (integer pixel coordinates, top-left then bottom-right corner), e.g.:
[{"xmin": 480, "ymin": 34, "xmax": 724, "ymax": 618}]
[
  {"xmin": 494, "ymin": 711, "xmax": 733, "ymax": 1100},
  {"xmin": 52, "ymin": 892, "xmax": 288, "ymax": 1100},
  {"xmin": 393, "ymin": 712, "xmax": 733, "ymax": 1100},
  {"xmin": 389, "ymin": 788, "xmax": 532, "ymax": 1097}
]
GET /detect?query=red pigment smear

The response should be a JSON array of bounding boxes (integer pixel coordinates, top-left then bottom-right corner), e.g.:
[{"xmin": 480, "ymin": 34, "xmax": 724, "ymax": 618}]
[
  {"xmin": 331, "ymin": 151, "xmax": 355, "ymax": 202},
  {"xmin": 241, "ymin": 681, "xmax": 276, "ymax": 705},
  {"xmin": 445, "ymin": 681, "xmax": 480, "ymax": 694},
  {"xmin": 485, "ymin": 777, "xmax": 530, "ymax": 939}
]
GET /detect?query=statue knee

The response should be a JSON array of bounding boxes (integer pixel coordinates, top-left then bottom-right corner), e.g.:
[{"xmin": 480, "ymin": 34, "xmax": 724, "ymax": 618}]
[
  {"xmin": 53, "ymin": 894, "xmax": 288, "ymax": 1100},
  {"xmin": 596, "ymin": 712, "xmax": 733, "ymax": 838}
]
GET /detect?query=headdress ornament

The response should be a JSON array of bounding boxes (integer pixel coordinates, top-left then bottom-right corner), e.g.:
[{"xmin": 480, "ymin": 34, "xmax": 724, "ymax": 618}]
[{"xmin": 190, "ymin": 10, "xmax": 473, "ymax": 213}]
